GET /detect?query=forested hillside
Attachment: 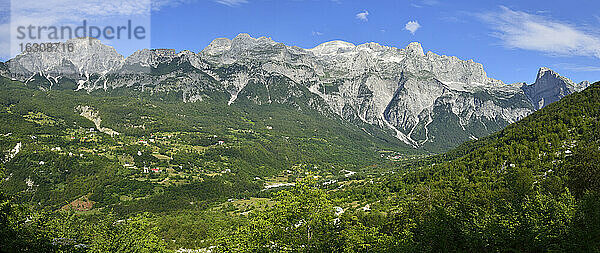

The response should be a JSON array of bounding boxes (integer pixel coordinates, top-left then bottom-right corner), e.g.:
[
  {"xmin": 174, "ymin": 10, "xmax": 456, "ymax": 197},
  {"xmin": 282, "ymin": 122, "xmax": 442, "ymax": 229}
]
[
  {"xmin": 1, "ymin": 77, "xmax": 599, "ymax": 252},
  {"xmin": 213, "ymin": 82, "xmax": 600, "ymax": 252},
  {"xmin": 0, "ymin": 75, "xmax": 414, "ymax": 212},
  {"xmin": 0, "ymin": 75, "xmax": 416, "ymax": 252}
]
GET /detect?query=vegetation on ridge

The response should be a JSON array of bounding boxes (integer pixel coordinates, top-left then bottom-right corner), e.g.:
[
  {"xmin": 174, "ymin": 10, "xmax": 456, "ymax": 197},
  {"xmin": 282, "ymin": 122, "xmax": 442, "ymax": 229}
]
[{"xmin": 1, "ymin": 77, "xmax": 599, "ymax": 252}]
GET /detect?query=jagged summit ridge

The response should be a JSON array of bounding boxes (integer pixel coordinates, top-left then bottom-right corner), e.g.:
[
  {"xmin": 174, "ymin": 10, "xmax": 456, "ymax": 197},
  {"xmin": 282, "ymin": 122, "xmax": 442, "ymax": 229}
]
[
  {"xmin": 537, "ymin": 67, "xmax": 555, "ymax": 78},
  {"xmin": 199, "ymin": 34, "xmax": 501, "ymax": 86},
  {"xmin": 309, "ymin": 40, "xmax": 356, "ymax": 55},
  {"xmin": 202, "ymin": 38, "xmax": 233, "ymax": 56}
]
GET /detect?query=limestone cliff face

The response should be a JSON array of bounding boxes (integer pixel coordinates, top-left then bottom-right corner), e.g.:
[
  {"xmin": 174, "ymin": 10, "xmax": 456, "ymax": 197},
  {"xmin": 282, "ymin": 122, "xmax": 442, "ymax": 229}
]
[
  {"xmin": 3, "ymin": 34, "xmax": 585, "ymax": 151},
  {"xmin": 522, "ymin": 67, "xmax": 589, "ymax": 110},
  {"xmin": 7, "ymin": 38, "xmax": 124, "ymax": 90},
  {"xmin": 195, "ymin": 35, "xmax": 526, "ymax": 150}
]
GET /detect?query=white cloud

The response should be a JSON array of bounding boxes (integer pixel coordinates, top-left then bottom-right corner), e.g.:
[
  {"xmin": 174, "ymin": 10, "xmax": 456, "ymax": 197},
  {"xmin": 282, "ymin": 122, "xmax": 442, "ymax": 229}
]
[
  {"xmin": 411, "ymin": 0, "xmax": 438, "ymax": 8},
  {"xmin": 553, "ymin": 63, "xmax": 600, "ymax": 72},
  {"xmin": 3, "ymin": 0, "xmax": 156, "ymax": 59},
  {"xmin": 0, "ymin": 23, "xmax": 9, "ymax": 61},
  {"xmin": 215, "ymin": 0, "xmax": 247, "ymax": 7},
  {"xmin": 480, "ymin": 6, "xmax": 600, "ymax": 58},
  {"xmin": 404, "ymin": 21, "xmax": 421, "ymax": 34},
  {"xmin": 312, "ymin": 31, "xmax": 324, "ymax": 36},
  {"xmin": 10, "ymin": 0, "xmax": 152, "ymax": 18},
  {"xmin": 356, "ymin": 10, "xmax": 369, "ymax": 21},
  {"xmin": 152, "ymin": 0, "xmax": 192, "ymax": 11}
]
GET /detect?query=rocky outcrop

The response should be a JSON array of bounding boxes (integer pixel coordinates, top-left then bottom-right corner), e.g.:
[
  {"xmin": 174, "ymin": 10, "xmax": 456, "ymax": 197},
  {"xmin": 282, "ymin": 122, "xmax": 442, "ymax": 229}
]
[
  {"xmin": 5, "ymin": 142, "xmax": 22, "ymax": 162},
  {"xmin": 76, "ymin": 105, "xmax": 120, "ymax": 137}
]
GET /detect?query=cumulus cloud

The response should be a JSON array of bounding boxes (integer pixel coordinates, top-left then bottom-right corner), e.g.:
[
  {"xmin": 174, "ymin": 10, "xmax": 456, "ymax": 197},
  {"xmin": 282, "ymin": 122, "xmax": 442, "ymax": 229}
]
[
  {"xmin": 404, "ymin": 21, "xmax": 421, "ymax": 34},
  {"xmin": 480, "ymin": 6, "xmax": 600, "ymax": 58},
  {"xmin": 215, "ymin": 0, "xmax": 248, "ymax": 7},
  {"xmin": 356, "ymin": 10, "xmax": 369, "ymax": 21}
]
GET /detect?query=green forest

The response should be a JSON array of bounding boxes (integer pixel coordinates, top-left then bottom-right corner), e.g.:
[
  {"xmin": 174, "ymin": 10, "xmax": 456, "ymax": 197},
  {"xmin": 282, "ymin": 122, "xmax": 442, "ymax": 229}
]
[{"xmin": 1, "ymin": 76, "xmax": 600, "ymax": 252}]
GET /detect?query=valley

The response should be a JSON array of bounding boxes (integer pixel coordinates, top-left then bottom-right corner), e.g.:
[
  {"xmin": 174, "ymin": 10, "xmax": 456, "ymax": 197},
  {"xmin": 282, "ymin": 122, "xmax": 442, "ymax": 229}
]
[{"xmin": 0, "ymin": 35, "xmax": 598, "ymax": 252}]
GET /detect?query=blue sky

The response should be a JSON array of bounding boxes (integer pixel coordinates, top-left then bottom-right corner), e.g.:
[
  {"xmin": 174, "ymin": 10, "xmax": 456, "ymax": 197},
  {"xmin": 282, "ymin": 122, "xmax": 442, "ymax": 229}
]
[{"xmin": 2, "ymin": 0, "xmax": 600, "ymax": 84}]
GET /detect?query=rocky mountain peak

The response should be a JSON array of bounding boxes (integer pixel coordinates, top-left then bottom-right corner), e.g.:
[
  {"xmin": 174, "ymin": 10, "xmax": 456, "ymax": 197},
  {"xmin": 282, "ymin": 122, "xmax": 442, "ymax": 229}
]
[
  {"xmin": 234, "ymin": 33, "xmax": 253, "ymax": 40},
  {"xmin": 124, "ymin": 48, "xmax": 183, "ymax": 69},
  {"xmin": 231, "ymin": 33, "xmax": 255, "ymax": 46},
  {"xmin": 64, "ymin": 38, "xmax": 124, "ymax": 61},
  {"xmin": 231, "ymin": 33, "xmax": 276, "ymax": 48},
  {"xmin": 199, "ymin": 33, "xmax": 286, "ymax": 64},
  {"xmin": 523, "ymin": 67, "xmax": 580, "ymax": 110},
  {"xmin": 356, "ymin": 42, "xmax": 388, "ymax": 51},
  {"xmin": 405, "ymin": 42, "xmax": 424, "ymax": 56},
  {"xmin": 536, "ymin": 67, "xmax": 560, "ymax": 80},
  {"xmin": 309, "ymin": 40, "xmax": 356, "ymax": 55},
  {"xmin": 202, "ymin": 38, "xmax": 233, "ymax": 56},
  {"xmin": 8, "ymin": 37, "xmax": 124, "ymax": 78}
]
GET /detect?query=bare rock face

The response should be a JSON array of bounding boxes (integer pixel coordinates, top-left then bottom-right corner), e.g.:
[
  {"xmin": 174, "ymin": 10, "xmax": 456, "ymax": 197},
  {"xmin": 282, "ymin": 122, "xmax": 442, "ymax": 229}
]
[
  {"xmin": 75, "ymin": 105, "xmax": 120, "ymax": 137},
  {"xmin": 7, "ymin": 38, "xmax": 124, "ymax": 90},
  {"xmin": 378, "ymin": 72, "xmax": 531, "ymax": 149},
  {"xmin": 1, "ymin": 34, "xmax": 587, "ymax": 151},
  {"xmin": 522, "ymin": 67, "xmax": 588, "ymax": 110},
  {"xmin": 123, "ymin": 48, "xmax": 179, "ymax": 69},
  {"xmin": 382, "ymin": 72, "xmax": 447, "ymax": 146}
]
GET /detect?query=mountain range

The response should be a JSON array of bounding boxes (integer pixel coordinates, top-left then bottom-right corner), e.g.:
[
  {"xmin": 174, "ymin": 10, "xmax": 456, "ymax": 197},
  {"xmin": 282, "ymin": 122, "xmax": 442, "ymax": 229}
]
[{"xmin": 1, "ymin": 34, "xmax": 590, "ymax": 151}]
